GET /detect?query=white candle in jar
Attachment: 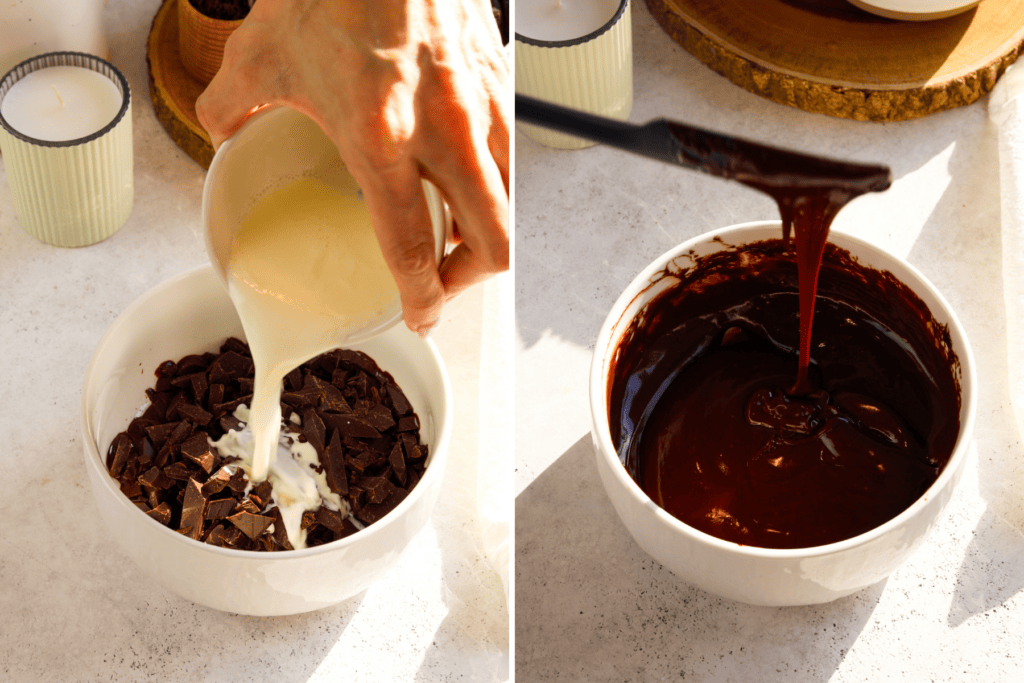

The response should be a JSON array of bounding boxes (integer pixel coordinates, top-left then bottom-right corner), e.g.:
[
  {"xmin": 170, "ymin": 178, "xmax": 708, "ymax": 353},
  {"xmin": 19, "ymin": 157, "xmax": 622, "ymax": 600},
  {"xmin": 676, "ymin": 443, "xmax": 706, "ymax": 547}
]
[
  {"xmin": 516, "ymin": 0, "xmax": 622, "ymax": 42},
  {"xmin": 0, "ymin": 65, "xmax": 122, "ymax": 142}
]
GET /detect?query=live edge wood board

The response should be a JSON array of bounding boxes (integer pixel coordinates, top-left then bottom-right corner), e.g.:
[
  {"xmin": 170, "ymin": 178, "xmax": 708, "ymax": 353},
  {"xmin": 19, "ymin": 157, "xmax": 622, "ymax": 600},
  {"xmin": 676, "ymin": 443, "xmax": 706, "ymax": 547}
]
[{"xmin": 646, "ymin": 0, "xmax": 1024, "ymax": 121}]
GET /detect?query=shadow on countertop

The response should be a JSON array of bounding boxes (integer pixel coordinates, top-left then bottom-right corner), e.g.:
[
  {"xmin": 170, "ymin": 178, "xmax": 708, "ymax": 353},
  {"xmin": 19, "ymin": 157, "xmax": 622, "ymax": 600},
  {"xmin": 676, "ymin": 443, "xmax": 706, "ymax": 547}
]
[{"xmin": 514, "ymin": 433, "xmax": 883, "ymax": 682}]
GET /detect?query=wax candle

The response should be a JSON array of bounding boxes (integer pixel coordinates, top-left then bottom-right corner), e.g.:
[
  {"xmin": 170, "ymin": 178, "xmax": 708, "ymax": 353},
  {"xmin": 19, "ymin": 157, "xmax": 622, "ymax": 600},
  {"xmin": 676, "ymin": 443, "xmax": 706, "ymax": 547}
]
[
  {"xmin": 515, "ymin": 0, "xmax": 633, "ymax": 149},
  {"xmin": 1, "ymin": 66, "xmax": 123, "ymax": 142},
  {"xmin": 516, "ymin": 0, "xmax": 622, "ymax": 42},
  {"xmin": 0, "ymin": 52, "xmax": 133, "ymax": 247}
]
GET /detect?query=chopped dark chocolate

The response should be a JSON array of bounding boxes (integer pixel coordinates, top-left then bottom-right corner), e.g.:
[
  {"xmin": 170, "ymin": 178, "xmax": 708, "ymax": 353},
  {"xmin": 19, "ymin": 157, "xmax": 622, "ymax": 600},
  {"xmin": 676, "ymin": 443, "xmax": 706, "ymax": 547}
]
[
  {"xmin": 205, "ymin": 498, "xmax": 236, "ymax": 520},
  {"xmin": 249, "ymin": 480, "xmax": 273, "ymax": 509},
  {"xmin": 300, "ymin": 408, "xmax": 327, "ymax": 455},
  {"xmin": 179, "ymin": 478, "xmax": 206, "ymax": 541},
  {"xmin": 323, "ymin": 430, "xmax": 348, "ymax": 495},
  {"xmin": 108, "ymin": 341, "xmax": 428, "ymax": 552},
  {"xmin": 218, "ymin": 413, "xmax": 244, "ymax": 434},
  {"xmin": 171, "ymin": 371, "xmax": 208, "ymax": 403},
  {"xmin": 361, "ymin": 476, "xmax": 396, "ymax": 505},
  {"xmin": 202, "ymin": 466, "xmax": 233, "ymax": 496},
  {"xmin": 389, "ymin": 443, "xmax": 407, "ymax": 486},
  {"xmin": 386, "ymin": 383, "xmax": 414, "ymax": 416},
  {"xmin": 109, "ymin": 433, "xmax": 132, "ymax": 478},
  {"xmin": 180, "ymin": 433, "xmax": 215, "ymax": 473},
  {"xmin": 177, "ymin": 403, "xmax": 213, "ymax": 426},
  {"xmin": 139, "ymin": 466, "xmax": 174, "ymax": 490},
  {"xmin": 146, "ymin": 502, "xmax": 173, "ymax": 526},
  {"xmin": 321, "ymin": 413, "xmax": 381, "ymax": 439},
  {"xmin": 227, "ymin": 511, "xmax": 273, "ymax": 539}
]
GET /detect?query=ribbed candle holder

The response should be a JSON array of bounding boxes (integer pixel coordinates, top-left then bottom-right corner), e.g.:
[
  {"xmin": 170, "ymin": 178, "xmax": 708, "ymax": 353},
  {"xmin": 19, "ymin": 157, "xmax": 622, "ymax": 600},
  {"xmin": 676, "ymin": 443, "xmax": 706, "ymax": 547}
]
[
  {"xmin": 0, "ymin": 51, "xmax": 133, "ymax": 247},
  {"xmin": 515, "ymin": 0, "xmax": 633, "ymax": 150}
]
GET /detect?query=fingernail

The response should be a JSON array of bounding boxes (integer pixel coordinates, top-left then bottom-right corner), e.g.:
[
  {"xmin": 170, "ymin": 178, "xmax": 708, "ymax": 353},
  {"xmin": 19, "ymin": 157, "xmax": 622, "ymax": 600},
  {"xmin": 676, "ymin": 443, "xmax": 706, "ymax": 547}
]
[{"xmin": 418, "ymin": 319, "xmax": 440, "ymax": 339}]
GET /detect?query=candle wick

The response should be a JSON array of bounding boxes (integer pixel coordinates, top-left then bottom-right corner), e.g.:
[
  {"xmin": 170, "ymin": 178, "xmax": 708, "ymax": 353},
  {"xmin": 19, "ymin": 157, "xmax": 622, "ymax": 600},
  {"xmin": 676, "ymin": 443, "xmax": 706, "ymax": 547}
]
[{"xmin": 51, "ymin": 85, "xmax": 64, "ymax": 109}]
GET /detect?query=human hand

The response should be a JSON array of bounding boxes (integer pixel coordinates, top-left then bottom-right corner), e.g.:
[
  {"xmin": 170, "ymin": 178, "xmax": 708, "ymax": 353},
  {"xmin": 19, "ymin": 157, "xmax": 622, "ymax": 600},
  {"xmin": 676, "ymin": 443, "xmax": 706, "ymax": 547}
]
[{"xmin": 196, "ymin": 0, "xmax": 510, "ymax": 336}]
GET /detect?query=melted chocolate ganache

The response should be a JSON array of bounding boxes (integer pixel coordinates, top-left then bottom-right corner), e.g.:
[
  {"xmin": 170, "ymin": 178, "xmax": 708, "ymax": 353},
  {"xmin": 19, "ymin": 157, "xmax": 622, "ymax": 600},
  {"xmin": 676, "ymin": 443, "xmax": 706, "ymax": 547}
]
[{"xmin": 609, "ymin": 131, "xmax": 961, "ymax": 549}]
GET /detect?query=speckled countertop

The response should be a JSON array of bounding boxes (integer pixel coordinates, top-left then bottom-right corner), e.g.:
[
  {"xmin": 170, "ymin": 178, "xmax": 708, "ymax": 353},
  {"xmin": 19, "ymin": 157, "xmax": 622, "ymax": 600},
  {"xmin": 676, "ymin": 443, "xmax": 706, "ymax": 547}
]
[
  {"xmin": 0, "ymin": 1, "xmax": 509, "ymax": 681},
  {"xmin": 516, "ymin": 3, "xmax": 1024, "ymax": 681}
]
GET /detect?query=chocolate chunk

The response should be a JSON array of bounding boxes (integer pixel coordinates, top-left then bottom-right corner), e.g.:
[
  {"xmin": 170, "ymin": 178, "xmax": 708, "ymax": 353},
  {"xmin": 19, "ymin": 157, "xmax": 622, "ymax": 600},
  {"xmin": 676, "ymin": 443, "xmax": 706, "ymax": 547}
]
[
  {"xmin": 205, "ymin": 498, "xmax": 236, "ymax": 520},
  {"xmin": 334, "ymin": 517, "xmax": 360, "ymax": 541},
  {"xmin": 397, "ymin": 415, "xmax": 420, "ymax": 432},
  {"xmin": 180, "ymin": 433, "xmax": 215, "ymax": 473},
  {"xmin": 386, "ymin": 383, "xmax": 414, "ymax": 416},
  {"xmin": 249, "ymin": 480, "xmax": 273, "ymax": 509},
  {"xmin": 178, "ymin": 478, "xmax": 206, "ymax": 541},
  {"xmin": 354, "ymin": 489, "xmax": 405, "ymax": 525},
  {"xmin": 281, "ymin": 390, "xmax": 314, "ymax": 408},
  {"xmin": 161, "ymin": 461, "xmax": 192, "ymax": 481},
  {"xmin": 321, "ymin": 413, "xmax": 381, "ymax": 439},
  {"xmin": 284, "ymin": 366, "xmax": 304, "ymax": 391},
  {"xmin": 109, "ymin": 433, "xmax": 132, "ymax": 478},
  {"xmin": 170, "ymin": 371, "xmax": 208, "ymax": 403},
  {"xmin": 144, "ymin": 421, "xmax": 178, "ymax": 448},
  {"xmin": 227, "ymin": 511, "xmax": 273, "ymax": 539},
  {"xmin": 220, "ymin": 525, "xmax": 244, "ymax": 547},
  {"xmin": 164, "ymin": 391, "xmax": 189, "ymax": 421},
  {"xmin": 226, "ymin": 468, "xmax": 248, "ymax": 494},
  {"xmin": 313, "ymin": 507, "xmax": 347, "ymax": 533},
  {"xmin": 356, "ymin": 402, "xmax": 395, "ymax": 431},
  {"xmin": 177, "ymin": 403, "xmax": 213, "ymax": 426},
  {"xmin": 139, "ymin": 466, "xmax": 174, "ymax": 490},
  {"xmin": 120, "ymin": 479, "xmax": 143, "ymax": 499},
  {"xmin": 213, "ymin": 394, "xmax": 252, "ymax": 416},
  {"xmin": 266, "ymin": 506, "xmax": 293, "ymax": 550},
  {"xmin": 235, "ymin": 498, "xmax": 261, "ymax": 515},
  {"xmin": 323, "ymin": 430, "xmax": 348, "ymax": 495},
  {"xmin": 146, "ymin": 502, "xmax": 172, "ymax": 526},
  {"xmin": 156, "ymin": 360, "xmax": 178, "ymax": 377},
  {"xmin": 176, "ymin": 354, "xmax": 207, "ymax": 374},
  {"xmin": 220, "ymin": 337, "xmax": 249, "ymax": 355},
  {"xmin": 219, "ymin": 414, "xmax": 244, "ymax": 435},
  {"xmin": 208, "ymin": 350, "xmax": 250, "ymax": 383},
  {"xmin": 389, "ymin": 443, "xmax": 407, "ymax": 486},
  {"xmin": 301, "ymin": 408, "xmax": 327, "ymax": 455},
  {"xmin": 361, "ymin": 476, "xmax": 396, "ymax": 505},
  {"xmin": 203, "ymin": 524, "xmax": 228, "ymax": 545},
  {"xmin": 206, "ymin": 383, "xmax": 225, "ymax": 413},
  {"xmin": 202, "ymin": 466, "xmax": 233, "ymax": 496},
  {"xmin": 301, "ymin": 510, "xmax": 318, "ymax": 530}
]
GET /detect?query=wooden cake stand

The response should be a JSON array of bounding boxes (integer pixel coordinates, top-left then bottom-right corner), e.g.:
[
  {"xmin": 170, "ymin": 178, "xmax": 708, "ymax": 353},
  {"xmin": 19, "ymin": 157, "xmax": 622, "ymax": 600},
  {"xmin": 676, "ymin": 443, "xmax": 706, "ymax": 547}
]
[
  {"xmin": 147, "ymin": 0, "xmax": 215, "ymax": 169},
  {"xmin": 646, "ymin": 0, "xmax": 1024, "ymax": 121}
]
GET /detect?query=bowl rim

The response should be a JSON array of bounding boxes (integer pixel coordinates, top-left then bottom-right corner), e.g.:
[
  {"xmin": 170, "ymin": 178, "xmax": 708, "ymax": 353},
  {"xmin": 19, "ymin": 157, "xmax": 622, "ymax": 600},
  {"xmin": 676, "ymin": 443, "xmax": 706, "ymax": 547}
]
[
  {"xmin": 589, "ymin": 220, "xmax": 977, "ymax": 560},
  {"xmin": 81, "ymin": 263, "xmax": 453, "ymax": 561}
]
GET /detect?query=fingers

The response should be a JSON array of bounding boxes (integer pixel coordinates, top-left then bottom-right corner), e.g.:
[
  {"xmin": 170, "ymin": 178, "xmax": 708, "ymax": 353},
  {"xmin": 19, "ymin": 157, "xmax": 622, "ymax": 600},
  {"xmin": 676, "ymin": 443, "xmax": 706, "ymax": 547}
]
[
  {"xmin": 355, "ymin": 163, "xmax": 446, "ymax": 336},
  {"xmin": 420, "ymin": 90, "xmax": 509, "ymax": 303},
  {"xmin": 195, "ymin": 24, "xmax": 284, "ymax": 149}
]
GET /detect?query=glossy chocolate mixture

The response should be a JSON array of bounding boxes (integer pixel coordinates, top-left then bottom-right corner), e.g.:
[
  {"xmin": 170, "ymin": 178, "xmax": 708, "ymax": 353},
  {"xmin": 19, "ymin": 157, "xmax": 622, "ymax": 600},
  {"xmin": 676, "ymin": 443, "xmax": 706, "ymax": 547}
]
[{"xmin": 609, "ymin": 140, "xmax": 960, "ymax": 549}]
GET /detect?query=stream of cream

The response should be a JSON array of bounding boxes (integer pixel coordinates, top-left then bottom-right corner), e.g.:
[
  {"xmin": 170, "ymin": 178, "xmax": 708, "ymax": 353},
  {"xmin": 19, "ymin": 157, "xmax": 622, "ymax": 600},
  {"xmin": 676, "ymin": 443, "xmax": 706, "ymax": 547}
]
[{"xmin": 222, "ymin": 174, "xmax": 398, "ymax": 548}]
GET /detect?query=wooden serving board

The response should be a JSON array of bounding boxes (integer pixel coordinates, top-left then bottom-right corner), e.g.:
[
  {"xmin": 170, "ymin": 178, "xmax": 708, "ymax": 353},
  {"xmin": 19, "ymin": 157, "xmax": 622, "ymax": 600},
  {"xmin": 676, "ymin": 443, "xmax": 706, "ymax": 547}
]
[
  {"xmin": 646, "ymin": 0, "xmax": 1024, "ymax": 121},
  {"xmin": 147, "ymin": 0, "xmax": 215, "ymax": 168}
]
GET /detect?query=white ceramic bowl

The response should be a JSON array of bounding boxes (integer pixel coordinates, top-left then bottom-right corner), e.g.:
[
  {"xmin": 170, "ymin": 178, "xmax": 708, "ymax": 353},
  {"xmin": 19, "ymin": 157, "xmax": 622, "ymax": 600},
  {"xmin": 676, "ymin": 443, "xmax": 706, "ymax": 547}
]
[
  {"xmin": 81, "ymin": 265, "xmax": 452, "ymax": 616},
  {"xmin": 202, "ymin": 105, "xmax": 449, "ymax": 345},
  {"xmin": 589, "ymin": 221, "xmax": 976, "ymax": 606},
  {"xmin": 845, "ymin": 0, "xmax": 981, "ymax": 21}
]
